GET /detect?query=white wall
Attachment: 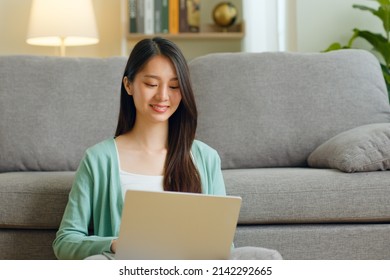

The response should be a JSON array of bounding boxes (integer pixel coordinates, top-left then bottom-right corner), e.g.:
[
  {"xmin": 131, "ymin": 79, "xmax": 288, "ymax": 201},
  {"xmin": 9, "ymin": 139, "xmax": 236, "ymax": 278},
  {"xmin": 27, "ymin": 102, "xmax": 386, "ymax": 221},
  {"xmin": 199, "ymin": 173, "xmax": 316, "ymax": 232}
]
[
  {"xmin": 0, "ymin": 0, "xmax": 122, "ymax": 57},
  {"xmin": 242, "ymin": 0, "xmax": 298, "ymax": 52},
  {"xmin": 242, "ymin": 0, "xmax": 278, "ymax": 52},
  {"xmin": 296, "ymin": 0, "xmax": 382, "ymax": 52},
  {"xmin": 243, "ymin": 0, "xmax": 383, "ymax": 53}
]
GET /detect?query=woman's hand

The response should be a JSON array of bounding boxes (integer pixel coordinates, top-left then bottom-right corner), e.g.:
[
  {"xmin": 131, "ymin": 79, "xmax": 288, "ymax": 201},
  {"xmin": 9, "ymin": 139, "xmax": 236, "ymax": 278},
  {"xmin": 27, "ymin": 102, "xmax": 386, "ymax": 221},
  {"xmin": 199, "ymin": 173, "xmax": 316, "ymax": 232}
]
[{"xmin": 111, "ymin": 239, "xmax": 117, "ymax": 253}]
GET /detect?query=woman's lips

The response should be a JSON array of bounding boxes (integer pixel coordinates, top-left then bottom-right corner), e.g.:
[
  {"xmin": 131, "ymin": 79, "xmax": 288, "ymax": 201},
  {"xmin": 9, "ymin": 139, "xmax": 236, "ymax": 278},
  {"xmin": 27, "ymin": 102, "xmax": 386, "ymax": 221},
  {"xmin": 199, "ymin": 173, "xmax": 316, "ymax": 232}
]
[{"xmin": 150, "ymin": 104, "xmax": 169, "ymax": 113}]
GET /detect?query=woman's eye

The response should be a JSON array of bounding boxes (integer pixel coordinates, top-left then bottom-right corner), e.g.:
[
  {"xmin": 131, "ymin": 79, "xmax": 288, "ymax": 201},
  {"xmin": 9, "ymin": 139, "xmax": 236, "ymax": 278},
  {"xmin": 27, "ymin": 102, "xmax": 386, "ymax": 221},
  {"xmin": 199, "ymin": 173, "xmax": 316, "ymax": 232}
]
[
  {"xmin": 145, "ymin": 83, "xmax": 157, "ymax": 87},
  {"xmin": 170, "ymin": 85, "xmax": 179, "ymax": 89}
]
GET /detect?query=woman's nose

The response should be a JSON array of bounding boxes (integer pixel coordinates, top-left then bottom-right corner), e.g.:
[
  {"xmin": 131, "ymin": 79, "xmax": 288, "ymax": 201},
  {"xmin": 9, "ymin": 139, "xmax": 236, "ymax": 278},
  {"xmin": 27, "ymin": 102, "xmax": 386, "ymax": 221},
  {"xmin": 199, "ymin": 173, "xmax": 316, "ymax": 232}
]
[{"xmin": 155, "ymin": 85, "xmax": 169, "ymax": 101}]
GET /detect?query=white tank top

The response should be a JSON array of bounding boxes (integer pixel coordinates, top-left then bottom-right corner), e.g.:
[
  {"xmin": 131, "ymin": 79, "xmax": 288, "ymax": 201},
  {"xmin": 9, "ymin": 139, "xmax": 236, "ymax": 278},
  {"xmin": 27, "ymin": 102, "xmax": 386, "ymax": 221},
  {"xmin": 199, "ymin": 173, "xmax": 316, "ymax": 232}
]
[
  {"xmin": 114, "ymin": 141, "xmax": 164, "ymax": 200},
  {"xmin": 119, "ymin": 170, "xmax": 164, "ymax": 199}
]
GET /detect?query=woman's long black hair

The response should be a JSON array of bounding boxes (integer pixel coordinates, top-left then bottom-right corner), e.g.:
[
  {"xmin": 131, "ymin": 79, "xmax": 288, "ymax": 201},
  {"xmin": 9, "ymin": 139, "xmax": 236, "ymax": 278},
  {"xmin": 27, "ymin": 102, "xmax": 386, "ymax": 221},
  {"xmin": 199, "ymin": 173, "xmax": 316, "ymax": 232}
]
[{"xmin": 115, "ymin": 37, "xmax": 201, "ymax": 193}]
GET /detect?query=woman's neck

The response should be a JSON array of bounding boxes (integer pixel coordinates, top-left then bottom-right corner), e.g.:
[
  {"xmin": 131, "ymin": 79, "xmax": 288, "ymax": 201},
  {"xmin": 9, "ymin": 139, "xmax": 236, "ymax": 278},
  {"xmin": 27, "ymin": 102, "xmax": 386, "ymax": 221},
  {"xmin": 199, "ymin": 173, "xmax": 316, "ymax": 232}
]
[{"xmin": 126, "ymin": 121, "xmax": 168, "ymax": 152}]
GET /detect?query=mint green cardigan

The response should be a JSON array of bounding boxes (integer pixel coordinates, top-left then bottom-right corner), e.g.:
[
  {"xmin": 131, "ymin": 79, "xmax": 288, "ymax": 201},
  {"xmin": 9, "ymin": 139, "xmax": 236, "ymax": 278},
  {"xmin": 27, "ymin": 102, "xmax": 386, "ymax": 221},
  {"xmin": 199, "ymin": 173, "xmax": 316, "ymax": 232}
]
[{"xmin": 52, "ymin": 138, "xmax": 226, "ymax": 260}]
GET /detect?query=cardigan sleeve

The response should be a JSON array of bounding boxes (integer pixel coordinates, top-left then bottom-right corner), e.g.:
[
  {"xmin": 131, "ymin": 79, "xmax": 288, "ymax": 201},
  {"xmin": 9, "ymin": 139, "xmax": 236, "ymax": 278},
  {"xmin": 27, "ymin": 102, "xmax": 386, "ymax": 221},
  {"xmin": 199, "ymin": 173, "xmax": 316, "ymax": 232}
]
[
  {"xmin": 208, "ymin": 149, "xmax": 226, "ymax": 196},
  {"xmin": 52, "ymin": 152, "xmax": 113, "ymax": 260},
  {"xmin": 192, "ymin": 140, "xmax": 227, "ymax": 196}
]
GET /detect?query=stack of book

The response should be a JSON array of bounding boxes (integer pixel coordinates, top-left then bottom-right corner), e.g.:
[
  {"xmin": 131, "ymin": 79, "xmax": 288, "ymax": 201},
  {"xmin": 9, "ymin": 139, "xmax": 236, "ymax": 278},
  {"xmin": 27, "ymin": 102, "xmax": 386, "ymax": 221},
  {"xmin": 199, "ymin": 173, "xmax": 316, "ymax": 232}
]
[{"xmin": 128, "ymin": 0, "xmax": 201, "ymax": 34}]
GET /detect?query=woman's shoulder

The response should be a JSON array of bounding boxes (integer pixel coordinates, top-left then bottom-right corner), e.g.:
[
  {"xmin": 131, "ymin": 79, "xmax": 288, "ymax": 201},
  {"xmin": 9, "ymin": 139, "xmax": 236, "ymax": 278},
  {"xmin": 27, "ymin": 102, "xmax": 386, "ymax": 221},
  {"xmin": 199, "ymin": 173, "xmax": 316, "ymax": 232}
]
[
  {"xmin": 192, "ymin": 139, "xmax": 216, "ymax": 152},
  {"xmin": 192, "ymin": 140, "xmax": 220, "ymax": 161},
  {"xmin": 84, "ymin": 138, "xmax": 116, "ymax": 161}
]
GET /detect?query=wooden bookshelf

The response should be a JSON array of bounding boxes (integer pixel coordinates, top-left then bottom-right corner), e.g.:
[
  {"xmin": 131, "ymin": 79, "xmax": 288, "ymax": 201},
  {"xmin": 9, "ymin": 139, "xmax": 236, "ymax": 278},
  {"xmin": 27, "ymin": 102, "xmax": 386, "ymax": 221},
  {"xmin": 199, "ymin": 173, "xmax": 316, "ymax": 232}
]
[
  {"xmin": 126, "ymin": 22, "xmax": 245, "ymax": 40},
  {"xmin": 120, "ymin": 0, "xmax": 244, "ymax": 58}
]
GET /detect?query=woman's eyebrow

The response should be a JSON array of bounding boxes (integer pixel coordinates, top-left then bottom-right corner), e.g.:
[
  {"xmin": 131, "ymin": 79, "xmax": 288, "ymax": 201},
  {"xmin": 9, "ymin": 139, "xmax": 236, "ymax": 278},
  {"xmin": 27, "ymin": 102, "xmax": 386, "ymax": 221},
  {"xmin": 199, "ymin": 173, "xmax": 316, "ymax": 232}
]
[
  {"xmin": 143, "ymin": 74, "xmax": 178, "ymax": 81},
  {"xmin": 143, "ymin": 74, "xmax": 160, "ymax": 79}
]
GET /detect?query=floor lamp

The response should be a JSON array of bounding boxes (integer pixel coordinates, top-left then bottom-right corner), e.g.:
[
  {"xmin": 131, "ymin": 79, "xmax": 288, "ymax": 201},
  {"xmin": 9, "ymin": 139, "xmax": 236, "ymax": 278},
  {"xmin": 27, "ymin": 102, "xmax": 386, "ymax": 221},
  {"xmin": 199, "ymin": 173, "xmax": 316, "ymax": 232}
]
[{"xmin": 26, "ymin": 0, "xmax": 99, "ymax": 56}]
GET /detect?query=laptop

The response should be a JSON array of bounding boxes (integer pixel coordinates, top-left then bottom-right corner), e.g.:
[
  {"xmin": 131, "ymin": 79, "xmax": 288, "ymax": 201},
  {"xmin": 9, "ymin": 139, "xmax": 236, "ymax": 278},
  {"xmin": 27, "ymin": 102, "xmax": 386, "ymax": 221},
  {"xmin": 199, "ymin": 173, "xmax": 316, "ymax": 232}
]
[{"xmin": 115, "ymin": 190, "xmax": 242, "ymax": 260}]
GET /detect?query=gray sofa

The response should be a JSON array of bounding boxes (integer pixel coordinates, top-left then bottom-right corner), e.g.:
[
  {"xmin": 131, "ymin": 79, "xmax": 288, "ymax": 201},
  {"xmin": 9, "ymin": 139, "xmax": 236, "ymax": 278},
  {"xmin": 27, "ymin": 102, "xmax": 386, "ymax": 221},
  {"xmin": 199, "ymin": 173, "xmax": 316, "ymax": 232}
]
[{"xmin": 1, "ymin": 49, "xmax": 390, "ymax": 260}]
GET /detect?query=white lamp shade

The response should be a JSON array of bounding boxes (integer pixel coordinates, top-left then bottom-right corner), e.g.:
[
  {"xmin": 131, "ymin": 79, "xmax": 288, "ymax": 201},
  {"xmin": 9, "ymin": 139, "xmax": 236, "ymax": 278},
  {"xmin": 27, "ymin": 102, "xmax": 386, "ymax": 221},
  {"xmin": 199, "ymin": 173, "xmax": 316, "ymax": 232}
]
[{"xmin": 26, "ymin": 0, "xmax": 99, "ymax": 47}]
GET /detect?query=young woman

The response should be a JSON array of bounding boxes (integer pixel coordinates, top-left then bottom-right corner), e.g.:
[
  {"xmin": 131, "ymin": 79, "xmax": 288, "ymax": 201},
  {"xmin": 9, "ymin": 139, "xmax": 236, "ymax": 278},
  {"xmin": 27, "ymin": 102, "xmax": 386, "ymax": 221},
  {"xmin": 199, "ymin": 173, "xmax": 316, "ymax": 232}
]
[
  {"xmin": 53, "ymin": 37, "xmax": 282, "ymax": 260},
  {"xmin": 52, "ymin": 37, "xmax": 226, "ymax": 260}
]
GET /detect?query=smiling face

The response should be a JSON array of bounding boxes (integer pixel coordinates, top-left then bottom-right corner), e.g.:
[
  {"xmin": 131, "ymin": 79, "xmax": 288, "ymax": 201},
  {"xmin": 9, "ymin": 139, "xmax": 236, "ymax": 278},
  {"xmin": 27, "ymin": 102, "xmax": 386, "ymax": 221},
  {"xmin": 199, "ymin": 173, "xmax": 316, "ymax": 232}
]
[{"xmin": 123, "ymin": 55, "xmax": 182, "ymax": 126}]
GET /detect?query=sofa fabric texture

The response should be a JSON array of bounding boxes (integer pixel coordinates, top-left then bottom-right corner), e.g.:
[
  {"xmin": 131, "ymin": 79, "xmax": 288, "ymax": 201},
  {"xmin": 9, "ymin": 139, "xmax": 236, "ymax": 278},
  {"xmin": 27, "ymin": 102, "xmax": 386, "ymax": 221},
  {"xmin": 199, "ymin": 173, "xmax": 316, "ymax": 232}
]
[
  {"xmin": 0, "ymin": 55, "xmax": 125, "ymax": 172},
  {"xmin": 224, "ymin": 168, "xmax": 390, "ymax": 224},
  {"xmin": 1, "ymin": 50, "xmax": 390, "ymax": 260},
  {"xmin": 0, "ymin": 172, "xmax": 74, "ymax": 228},
  {"xmin": 190, "ymin": 51, "xmax": 390, "ymax": 169},
  {"xmin": 308, "ymin": 123, "xmax": 390, "ymax": 172}
]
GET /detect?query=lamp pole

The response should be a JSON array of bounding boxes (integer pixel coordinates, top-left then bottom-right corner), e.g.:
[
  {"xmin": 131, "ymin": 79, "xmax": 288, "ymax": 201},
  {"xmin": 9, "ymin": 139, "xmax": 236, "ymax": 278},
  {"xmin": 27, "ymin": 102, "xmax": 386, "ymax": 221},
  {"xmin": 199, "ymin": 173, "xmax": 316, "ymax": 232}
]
[{"xmin": 60, "ymin": 37, "xmax": 66, "ymax": 57}]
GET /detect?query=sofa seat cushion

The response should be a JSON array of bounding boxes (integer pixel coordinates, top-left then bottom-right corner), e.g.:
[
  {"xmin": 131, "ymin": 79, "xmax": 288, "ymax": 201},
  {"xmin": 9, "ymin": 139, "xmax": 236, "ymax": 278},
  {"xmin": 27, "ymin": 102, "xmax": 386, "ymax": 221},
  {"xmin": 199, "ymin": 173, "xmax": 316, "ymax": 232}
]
[
  {"xmin": 224, "ymin": 168, "xmax": 390, "ymax": 224},
  {"xmin": 3, "ymin": 169, "xmax": 389, "ymax": 229},
  {"xmin": 0, "ymin": 172, "xmax": 74, "ymax": 229},
  {"xmin": 0, "ymin": 229, "xmax": 57, "ymax": 260}
]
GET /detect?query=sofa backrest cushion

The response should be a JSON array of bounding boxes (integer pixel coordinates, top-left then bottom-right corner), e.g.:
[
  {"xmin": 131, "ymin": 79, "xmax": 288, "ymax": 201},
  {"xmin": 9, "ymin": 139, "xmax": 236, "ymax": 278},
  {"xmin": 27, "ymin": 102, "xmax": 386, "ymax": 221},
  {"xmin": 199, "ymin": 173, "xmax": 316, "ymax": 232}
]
[
  {"xmin": 189, "ymin": 50, "xmax": 390, "ymax": 169},
  {"xmin": 0, "ymin": 55, "xmax": 127, "ymax": 172}
]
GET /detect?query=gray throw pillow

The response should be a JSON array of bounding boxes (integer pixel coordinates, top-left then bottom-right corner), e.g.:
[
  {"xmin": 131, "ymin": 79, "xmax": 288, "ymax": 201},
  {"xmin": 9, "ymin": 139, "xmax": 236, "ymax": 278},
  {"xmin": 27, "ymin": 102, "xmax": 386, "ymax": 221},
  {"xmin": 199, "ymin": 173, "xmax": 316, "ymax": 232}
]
[{"xmin": 307, "ymin": 123, "xmax": 390, "ymax": 172}]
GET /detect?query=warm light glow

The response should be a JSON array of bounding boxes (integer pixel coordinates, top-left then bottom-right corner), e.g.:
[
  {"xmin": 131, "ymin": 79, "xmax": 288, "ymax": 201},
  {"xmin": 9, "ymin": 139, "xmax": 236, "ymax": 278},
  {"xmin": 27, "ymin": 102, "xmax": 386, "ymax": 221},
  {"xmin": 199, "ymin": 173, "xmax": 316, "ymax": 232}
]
[{"xmin": 26, "ymin": 0, "xmax": 99, "ymax": 55}]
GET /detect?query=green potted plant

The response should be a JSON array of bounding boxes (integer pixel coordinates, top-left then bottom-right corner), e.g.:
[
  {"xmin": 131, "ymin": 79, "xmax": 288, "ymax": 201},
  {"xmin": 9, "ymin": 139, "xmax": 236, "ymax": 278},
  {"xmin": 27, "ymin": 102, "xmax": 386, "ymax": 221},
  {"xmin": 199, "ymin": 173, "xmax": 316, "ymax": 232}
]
[{"xmin": 324, "ymin": 0, "xmax": 390, "ymax": 101}]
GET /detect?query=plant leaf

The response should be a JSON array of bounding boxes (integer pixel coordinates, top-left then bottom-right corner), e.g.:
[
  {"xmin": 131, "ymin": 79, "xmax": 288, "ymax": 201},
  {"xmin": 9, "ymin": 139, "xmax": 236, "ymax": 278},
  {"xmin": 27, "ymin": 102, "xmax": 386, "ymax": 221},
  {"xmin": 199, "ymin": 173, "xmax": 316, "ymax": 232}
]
[
  {"xmin": 347, "ymin": 30, "xmax": 360, "ymax": 47},
  {"xmin": 323, "ymin": 42, "xmax": 343, "ymax": 52},
  {"xmin": 352, "ymin": 4, "xmax": 376, "ymax": 14},
  {"xmin": 354, "ymin": 28, "xmax": 390, "ymax": 66},
  {"xmin": 377, "ymin": 6, "xmax": 390, "ymax": 36},
  {"xmin": 380, "ymin": 64, "xmax": 390, "ymax": 101},
  {"xmin": 377, "ymin": 0, "xmax": 390, "ymax": 8},
  {"xmin": 353, "ymin": 2, "xmax": 390, "ymax": 37}
]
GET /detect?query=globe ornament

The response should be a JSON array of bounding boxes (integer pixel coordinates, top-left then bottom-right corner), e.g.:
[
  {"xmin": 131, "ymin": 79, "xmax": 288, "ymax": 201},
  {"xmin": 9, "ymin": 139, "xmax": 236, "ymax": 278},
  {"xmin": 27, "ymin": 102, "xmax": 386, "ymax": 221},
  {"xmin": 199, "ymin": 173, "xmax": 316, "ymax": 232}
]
[{"xmin": 212, "ymin": 2, "xmax": 238, "ymax": 29}]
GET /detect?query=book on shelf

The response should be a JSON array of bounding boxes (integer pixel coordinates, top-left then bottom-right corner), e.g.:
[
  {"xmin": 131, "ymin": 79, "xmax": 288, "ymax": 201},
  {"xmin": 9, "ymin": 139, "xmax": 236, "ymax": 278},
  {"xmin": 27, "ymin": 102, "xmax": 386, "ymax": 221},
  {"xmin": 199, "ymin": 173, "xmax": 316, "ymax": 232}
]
[
  {"xmin": 155, "ymin": 0, "xmax": 169, "ymax": 34},
  {"xmin": 129, "ymin": 0, "xmax": 137, "ymax": 33},
  {"xmin": 154, "ymin": 0, "xmax": 162, "ymax": 33},
  {"xmin": 128, "ymin": 0, "xmax": 202, "ymax": 35},
  {"xmin": 161, "ymin": 0, "xmax": 169, "ymax": 33},
  {"xmin": 186, "ymin": 0, "xmax": 201, "ymax": 32},
  {"xmin": 169, "ymin": 0, "xmax": 179, "ymax": 34},
  {"xmin": 178, "ymin": 0, "xmax": 201, "ymax": 33},
  {"xmin": 144, "ymin": 0, "xmax": 154, "ymax": 34},
  {"xmin": 135, "ymin": 0, "xmax": 144, "ymax": 33},
  {"xmin": 179, "ymin": 0, "xmax": 189, "ymax": 32}
]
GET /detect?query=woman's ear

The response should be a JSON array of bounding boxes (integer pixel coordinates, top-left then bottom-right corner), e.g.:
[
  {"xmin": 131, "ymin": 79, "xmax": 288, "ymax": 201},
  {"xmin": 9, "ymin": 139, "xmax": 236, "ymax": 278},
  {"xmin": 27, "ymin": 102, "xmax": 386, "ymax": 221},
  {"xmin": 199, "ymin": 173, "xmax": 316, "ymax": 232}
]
[{"xmin": 123, "ymin": 77, "xmax": 133, "ymax": 96}]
